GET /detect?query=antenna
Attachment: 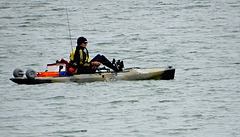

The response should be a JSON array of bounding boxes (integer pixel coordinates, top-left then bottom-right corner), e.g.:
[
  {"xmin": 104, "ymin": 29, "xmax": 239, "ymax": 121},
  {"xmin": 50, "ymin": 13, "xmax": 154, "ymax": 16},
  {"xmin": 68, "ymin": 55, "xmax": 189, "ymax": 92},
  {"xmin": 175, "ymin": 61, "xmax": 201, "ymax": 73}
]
[{"xmin": 66, "ymin": 5, "xmax": 73, "ymax": 51}]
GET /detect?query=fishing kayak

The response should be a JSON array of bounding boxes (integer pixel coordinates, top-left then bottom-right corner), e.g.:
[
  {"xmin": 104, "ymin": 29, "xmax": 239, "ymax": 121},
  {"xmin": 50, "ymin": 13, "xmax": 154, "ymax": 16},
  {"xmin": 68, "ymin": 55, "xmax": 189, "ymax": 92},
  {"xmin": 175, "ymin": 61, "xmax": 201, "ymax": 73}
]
[{"xmin": 10, "ymin": 61, "xmax": 175, "ymax": 84}]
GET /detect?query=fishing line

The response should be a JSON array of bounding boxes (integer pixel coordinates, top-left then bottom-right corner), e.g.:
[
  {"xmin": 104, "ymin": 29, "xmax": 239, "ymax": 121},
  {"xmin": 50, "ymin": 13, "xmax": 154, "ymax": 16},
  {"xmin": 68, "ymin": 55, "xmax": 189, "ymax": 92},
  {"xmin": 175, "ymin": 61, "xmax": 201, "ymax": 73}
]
[{"xmin": 66, "ymin": 4, "xmax": 73, "ymax": 51}]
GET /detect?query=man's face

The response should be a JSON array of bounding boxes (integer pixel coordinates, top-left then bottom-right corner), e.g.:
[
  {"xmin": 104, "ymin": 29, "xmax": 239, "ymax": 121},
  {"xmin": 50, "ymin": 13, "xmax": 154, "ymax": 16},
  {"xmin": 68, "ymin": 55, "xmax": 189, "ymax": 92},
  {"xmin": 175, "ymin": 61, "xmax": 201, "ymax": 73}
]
[{"xmin": 80, "ymin": 41, "xmax": 88, "ymax": 48}]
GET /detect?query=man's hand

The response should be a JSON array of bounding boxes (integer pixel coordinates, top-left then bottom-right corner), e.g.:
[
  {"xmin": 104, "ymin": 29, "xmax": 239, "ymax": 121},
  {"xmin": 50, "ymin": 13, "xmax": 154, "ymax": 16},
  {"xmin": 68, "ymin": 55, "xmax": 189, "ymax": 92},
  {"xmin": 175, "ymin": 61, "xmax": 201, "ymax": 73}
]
[{"xmin": 91, "ymin": 61, "xmax": 101, "ymax": 67}]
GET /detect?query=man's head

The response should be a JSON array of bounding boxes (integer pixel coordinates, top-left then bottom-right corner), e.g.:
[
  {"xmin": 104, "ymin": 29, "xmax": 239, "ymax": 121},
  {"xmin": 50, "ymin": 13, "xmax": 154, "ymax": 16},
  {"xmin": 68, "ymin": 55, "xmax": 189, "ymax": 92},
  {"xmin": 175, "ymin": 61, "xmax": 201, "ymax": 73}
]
[{"xmin": 77, "ymin": 37, "xmax": 88, "ymax": 48}]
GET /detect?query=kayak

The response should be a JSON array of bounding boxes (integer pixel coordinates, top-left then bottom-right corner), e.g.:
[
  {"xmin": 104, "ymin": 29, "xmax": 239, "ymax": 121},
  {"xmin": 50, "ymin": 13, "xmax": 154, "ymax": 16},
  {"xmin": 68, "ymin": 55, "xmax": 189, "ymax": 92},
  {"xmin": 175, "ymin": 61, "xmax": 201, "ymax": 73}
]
[
  {"xmin": 10, "ymin": 67, "xmax": 175, "ymax": 84},
  {"xmin": 10, "ymin": 60, "xmax": 175, "ymax": 84}
]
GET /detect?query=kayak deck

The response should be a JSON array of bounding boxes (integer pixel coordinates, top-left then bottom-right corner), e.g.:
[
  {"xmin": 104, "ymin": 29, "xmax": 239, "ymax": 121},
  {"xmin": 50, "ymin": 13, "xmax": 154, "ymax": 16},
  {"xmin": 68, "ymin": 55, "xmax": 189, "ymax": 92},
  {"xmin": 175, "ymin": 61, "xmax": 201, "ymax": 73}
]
[{"xmin": 10, "ymin": 67, "xmax": 175, "ymax": 84}]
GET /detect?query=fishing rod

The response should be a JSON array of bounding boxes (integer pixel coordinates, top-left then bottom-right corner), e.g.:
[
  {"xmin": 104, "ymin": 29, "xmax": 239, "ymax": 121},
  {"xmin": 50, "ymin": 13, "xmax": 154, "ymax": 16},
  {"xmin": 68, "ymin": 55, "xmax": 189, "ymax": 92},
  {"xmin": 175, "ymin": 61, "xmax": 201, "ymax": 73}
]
[{"xmin": 66, "ymin": 5, "xmax": 73, "ymax": 51}]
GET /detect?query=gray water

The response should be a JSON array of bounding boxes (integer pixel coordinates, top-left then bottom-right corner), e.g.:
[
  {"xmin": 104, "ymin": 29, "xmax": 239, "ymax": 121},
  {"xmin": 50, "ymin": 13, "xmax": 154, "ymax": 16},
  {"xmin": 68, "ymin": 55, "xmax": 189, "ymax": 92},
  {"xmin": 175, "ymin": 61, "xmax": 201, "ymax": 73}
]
[{"xmin": 0, "ymin": 0, "xmax": 240, "ymax": 136}]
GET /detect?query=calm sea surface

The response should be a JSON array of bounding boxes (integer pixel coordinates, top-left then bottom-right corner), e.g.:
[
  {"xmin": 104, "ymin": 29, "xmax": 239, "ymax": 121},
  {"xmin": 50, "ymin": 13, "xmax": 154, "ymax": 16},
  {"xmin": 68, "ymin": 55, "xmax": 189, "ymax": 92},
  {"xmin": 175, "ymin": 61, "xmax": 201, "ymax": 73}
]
[{"xmin": 0, "ymin": 0, "xmax": 240, "ymax": 136}]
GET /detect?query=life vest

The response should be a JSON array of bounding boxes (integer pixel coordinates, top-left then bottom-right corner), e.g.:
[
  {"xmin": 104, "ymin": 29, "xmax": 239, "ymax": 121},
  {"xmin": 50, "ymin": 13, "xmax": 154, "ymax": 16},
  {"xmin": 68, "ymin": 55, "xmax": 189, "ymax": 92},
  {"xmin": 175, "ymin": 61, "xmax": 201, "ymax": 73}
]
[{"xmin": 70, "ymin": 48, "xmax": 90, "ymax": 67}]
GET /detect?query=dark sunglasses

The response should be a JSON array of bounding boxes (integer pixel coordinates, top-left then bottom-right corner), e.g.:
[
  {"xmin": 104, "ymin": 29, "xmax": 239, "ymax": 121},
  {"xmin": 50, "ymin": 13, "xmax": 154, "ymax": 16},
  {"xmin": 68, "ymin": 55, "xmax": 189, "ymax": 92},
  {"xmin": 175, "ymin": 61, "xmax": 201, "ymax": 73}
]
[{"xmin": 83, "ymin": 42, "xmax": 88, "ymax": 44}]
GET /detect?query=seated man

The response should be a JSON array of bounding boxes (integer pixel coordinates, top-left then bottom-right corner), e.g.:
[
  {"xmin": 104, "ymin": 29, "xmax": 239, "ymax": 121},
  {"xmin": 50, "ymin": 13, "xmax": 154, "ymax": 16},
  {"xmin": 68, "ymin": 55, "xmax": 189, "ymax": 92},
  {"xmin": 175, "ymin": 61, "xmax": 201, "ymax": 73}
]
[{"xmin": 70, "ymin": 36, "xmax": 123, "ymax": 74}]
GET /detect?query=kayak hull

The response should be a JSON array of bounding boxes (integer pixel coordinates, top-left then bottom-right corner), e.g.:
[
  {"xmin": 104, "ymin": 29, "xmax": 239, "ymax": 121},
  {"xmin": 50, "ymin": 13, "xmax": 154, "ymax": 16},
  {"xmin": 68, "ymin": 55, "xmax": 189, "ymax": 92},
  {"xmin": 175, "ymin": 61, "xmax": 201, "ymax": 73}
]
[{"xmin": 10, "ymin": 67, "xmax": 175, "ymax": 84}]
